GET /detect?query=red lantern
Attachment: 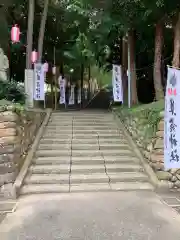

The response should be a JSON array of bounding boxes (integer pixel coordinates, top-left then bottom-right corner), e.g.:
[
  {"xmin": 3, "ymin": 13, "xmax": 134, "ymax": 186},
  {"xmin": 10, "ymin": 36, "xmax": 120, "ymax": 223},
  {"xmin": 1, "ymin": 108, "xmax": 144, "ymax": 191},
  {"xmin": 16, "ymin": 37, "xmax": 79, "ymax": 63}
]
[
  {"xmin": 11, "ymin": 25, "xmax": 20, "ymax": 43},
  {"xmin": 31, "ymin": 50, "xmax": 38, "ymax": 64}
]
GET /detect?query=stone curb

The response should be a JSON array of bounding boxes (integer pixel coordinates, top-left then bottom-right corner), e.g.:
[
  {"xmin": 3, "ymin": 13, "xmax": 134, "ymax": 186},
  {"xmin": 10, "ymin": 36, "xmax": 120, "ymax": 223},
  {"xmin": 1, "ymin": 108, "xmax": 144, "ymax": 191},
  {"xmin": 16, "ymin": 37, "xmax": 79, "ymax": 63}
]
[
  {"xmin": 112, "ymin": 109, "xmax": 168, "ymax": 190},
  {"xmin": 11, "ymin": 108, "xmax": 52, "ymax": 199}
]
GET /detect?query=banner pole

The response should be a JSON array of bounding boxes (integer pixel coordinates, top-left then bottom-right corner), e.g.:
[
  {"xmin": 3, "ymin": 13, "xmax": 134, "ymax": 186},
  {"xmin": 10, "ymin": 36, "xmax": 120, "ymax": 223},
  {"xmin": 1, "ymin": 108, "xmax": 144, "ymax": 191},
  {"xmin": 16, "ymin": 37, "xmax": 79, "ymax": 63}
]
[{"xmin": 127, "ymin": 33, "xmax": 131, "ymax": 108}]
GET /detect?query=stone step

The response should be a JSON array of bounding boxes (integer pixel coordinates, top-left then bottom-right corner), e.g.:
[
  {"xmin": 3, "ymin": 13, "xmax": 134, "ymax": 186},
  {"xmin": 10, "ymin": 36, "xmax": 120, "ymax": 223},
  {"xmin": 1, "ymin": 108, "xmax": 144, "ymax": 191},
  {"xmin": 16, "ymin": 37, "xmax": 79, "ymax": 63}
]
[
  {"xmin": 20, "ymin": 181, "xmax": 153, "ymax": 195},
  {"xmin": 20, "ymin": 184, "xmax": 69, "ymax": 195},
  {"xmin": 72, "ymin": 134, "xmax": 123, "ymax": 139},
  {"xmin": 70, "ymin": 183, "xmax": 111, "ymax": 192},
  {"xmin": 36, "ymin": 149, "xmax": 134, "ymax": 158},
  {"xmin": 48, "ymin": 122, "xmax": 72, "ymax": 127},
  {"xmin": 108, "ymin": 172, "xmax": 148, "ymax": 182},
  {"xmin": 72, "ymin": 139, "xmax": 127, "ymax": 144},
  {"xmin": 38, "ymin": 143, "xmax": 71, "ymax": 150},
  {"xmin": 70, "ymin": 163, "xmax": 142, "ymax": 174},
  {"xmin": 109, "ymin": 182, "xmax": 154, "ymax": 191},
  {"xmin": 35, "ymin": 150, "xmax": 71, "ymax": 157},
  {"xmin": 45, "ymin": 128, "xmax": 72, "ymax": 133},
  {"xmin": 70, "ymin": 149, "xmax": 134, "ymax": 157},
  {"xmin": 105, "ymin": 163, "xmax": 143, "ymax": 173},
  {"xmin": 33, "ymin": 156, "xmax": 139, "ymax": 165},
  {"xmin": 71, "ymin": 143, "xmax": 129, "ymax": 150},
  {"xmin": 71, "ymin": 164, "xmax": 106, "ymax": 174},
  {"xmin": 98, "ymin": 138, "xmax": 127, "ymax": 143},
  {"xmin": 24, "ymin": 173, "xmax": 69, "ymax": 184},
  {"xmin": 24, "ymin": 173, "xmax": 112, "ymax": 184},
  {"xmin": 29, "ymin": 164, "xmax": 70, "ymax": 174},
  {"xmin": 76, "ymin": 130, "xmax": 122, "ymax": 134},
  {"xmin": 43, "ymin": 133, "xmax": 72, "ymax": 138},
  {"xmin": 70, "ymin": 174, "xmax": 109, "ymax": 183},
  {"xmin": 99, "ymin": 144, "xmax": 129, "ymax": 150},
  {"xmin": 33, "ymin": 156, "xmax": 71, "ymax": 165},
  {"xmin": 70, "ymin": 182, "xmax": 153, "ymax": 192},
  {"xmin": 46, "ymin": 126, "xmax": 118, "ymax": 130},
  {"xmin": 41, "ymin": 136, "xmax": 72, "ymax": 142}
]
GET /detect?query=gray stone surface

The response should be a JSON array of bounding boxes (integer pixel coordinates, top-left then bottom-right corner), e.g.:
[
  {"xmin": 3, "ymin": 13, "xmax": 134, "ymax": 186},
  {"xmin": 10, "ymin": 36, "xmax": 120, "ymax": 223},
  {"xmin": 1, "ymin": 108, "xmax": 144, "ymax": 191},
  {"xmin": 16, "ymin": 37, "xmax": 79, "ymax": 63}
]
[
  {"xmin": 1, "ymin": 192, "xmax": 180, "ymax": 239},
  {"xmin": 20, "ymin": 111, "xmax": 155, "ymax": 195}
]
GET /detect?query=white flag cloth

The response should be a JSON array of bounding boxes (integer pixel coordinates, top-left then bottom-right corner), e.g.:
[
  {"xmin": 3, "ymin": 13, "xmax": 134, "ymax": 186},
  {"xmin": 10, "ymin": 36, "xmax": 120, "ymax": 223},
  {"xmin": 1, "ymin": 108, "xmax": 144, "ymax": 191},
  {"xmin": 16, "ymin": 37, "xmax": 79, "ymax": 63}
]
[
  {"xmin": 68, "ymin": 85, "xmax": 75, "ymax": 105},
  {"xmin": 59, "ymin": 75, "xmax": 66, "ymax": 104},
  {"xmin": 164, "ymin": 66, "xmax": 180, "ymax": 169},
  {"xmin": 78, "ymin": 88, "xmax": 81, "ymax": 104},
  {"xmin": 112, "ymin": 64, "xmax": 123, "ymax": 102},
  {"xmin": 34, "ymin": 63, "xmax": 45, "ymax": 101}
]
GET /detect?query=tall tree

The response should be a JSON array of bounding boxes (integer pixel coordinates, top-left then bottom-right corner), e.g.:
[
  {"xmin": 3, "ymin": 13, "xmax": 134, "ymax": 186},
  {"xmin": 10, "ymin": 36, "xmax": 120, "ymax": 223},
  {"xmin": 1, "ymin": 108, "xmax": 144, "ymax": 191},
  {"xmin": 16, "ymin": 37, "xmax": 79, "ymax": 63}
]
[
  {"xmin": 153, "ymin": 21, "xmax": 164, "ymax": 100},
  {"xmin": 37, "ymin": 0, "xmax": 49, "ymax": 62},
  {"xmin": 26, "ymin": 0, "xmax": 35, "ymax": 69},
  {"xmin": 172, "ymin": 12, "xmax": 180, "ymax": 68}
]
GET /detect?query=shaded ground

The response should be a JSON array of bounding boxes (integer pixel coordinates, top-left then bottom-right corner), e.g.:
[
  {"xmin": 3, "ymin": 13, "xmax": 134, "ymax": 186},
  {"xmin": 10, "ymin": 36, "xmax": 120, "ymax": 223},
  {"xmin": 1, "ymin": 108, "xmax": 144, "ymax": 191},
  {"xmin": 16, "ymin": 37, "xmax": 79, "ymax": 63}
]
[{"xmin": 1, "ymin": 192, "xmax": 180, "ymax": 239}]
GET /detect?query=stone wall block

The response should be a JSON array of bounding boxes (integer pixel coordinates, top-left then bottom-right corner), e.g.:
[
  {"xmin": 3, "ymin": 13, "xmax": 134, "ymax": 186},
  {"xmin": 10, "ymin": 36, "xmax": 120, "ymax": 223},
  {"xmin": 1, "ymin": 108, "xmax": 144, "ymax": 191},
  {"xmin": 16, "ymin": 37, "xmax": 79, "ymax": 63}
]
[
  {"xmin": 154, "ymin": 138, "xmax": 163, "ymax": 149},
  {"xmin": 0, "ymin": 122, "xmax": 16, "ymax": 129},
  {"xmin": 156, "ymin": 131, "xmax": 163, "ymax": 138},
  {"xmin": 0, "ymin": 111, "xmax": 18, "ymax": 122},
  {"xmin": 0, "ymin": 154, "xmax": 14, "ymax": 164},
  {"xmin": 0, "ymin": 109, "xmax": 45, "ymax": 192},
  {"xmin": 0, "ymin": 136, "xmax": 17, "ymax": 144},
  {"xmin": 156, "ymin": 171, "xmax": 172, "ymax": 181},
  {"xmin": 158, "ymin": 121, "xmax": 164, "ymax": 131},
  {"xmin": 0, "ymin": 128, "xmax": 16, "ymax": 137}
]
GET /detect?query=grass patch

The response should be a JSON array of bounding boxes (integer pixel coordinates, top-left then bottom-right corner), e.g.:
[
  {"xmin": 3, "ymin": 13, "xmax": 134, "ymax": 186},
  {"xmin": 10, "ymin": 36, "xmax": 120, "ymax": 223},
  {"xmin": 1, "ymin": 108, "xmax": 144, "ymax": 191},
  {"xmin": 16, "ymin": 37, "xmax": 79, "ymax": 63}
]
[
  {"xmin": 113, "ymin": 100, "xmax": 164, "ymax": 147},
  {"xmin": 114, "ymin": 99, "xmax": 164, "ymax": 115}
]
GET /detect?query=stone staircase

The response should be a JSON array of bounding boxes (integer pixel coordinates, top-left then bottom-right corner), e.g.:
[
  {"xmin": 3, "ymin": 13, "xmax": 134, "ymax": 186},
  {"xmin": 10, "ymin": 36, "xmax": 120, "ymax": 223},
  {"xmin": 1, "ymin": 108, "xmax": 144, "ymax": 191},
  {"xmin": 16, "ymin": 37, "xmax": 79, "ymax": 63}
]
[{"xmin": 20, "ymin": 111, "xmax": 153, "ymax": 195}]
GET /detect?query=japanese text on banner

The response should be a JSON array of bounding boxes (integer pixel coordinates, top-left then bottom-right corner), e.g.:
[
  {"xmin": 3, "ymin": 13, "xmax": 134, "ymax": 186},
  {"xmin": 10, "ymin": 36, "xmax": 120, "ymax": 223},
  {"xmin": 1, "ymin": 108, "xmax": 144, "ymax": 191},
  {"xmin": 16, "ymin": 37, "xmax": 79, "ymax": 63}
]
[
  {"xmin": 112, "ymin": 65, "xmax": 123, "ymax": 102},
  {"xmin": 164, "ymin": 66, "xmax": 180, "ymax": 169},
  {"xmin": 59, "ymin": 76, "xmax": 66, "ymax": 104},
  {"xmin": 34, "ymin": 63, "xmax": 45, "ymax": 101}
]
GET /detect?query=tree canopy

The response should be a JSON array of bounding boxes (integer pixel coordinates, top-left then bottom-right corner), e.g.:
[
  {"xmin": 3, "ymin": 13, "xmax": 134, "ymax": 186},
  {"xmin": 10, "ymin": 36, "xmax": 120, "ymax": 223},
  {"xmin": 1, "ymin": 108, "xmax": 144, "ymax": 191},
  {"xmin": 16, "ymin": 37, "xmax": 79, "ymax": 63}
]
[{"xmin": 1, "ymin": 0, "xmax": 180, "ymax": 103}]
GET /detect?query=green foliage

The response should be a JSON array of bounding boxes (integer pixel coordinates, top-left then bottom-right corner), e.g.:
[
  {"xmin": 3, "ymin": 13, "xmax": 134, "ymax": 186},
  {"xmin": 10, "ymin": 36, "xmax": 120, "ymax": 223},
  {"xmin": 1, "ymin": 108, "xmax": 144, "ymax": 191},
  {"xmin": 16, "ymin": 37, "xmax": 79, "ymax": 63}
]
[
  {"xmin": 114, "ymin": 100, "xmax": 164, "ymax": 143},
  {"xmin": 91, "ymin": 65, "xmax": 112, "ymax": 87},
  {"xmin": 0, "ymin": 80, "xmax": 26, "ymax": 104}
]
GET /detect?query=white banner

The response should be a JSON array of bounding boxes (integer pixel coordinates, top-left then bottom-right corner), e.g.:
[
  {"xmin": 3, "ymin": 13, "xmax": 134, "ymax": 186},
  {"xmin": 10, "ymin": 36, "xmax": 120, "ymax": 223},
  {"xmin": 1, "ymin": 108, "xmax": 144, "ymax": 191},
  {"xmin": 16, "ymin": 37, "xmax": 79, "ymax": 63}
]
[
  {"xmin": 164, "ymin": 66, "xmax": 180, "ymax": 169},
  {"xmin": 78, "ymin": 88, "xmax": 81, "ymax": 104},
  {"xmin": 112, "ymin": 65, "xmax": 123, "ymax": 102},
  {"xmin": 69, "ymin": 85, "xmax": 75, "ymax": 105},
  {"xmin": 25, "ymin": 69, "xmax": 34, "ymax": 108},
  {"xmin": 34, "ymin": 63, "xmax": 45, "ymax": 100},
  {"xmin": 59, "ymin": 76, "xmax": 66, "ymax": 104}
]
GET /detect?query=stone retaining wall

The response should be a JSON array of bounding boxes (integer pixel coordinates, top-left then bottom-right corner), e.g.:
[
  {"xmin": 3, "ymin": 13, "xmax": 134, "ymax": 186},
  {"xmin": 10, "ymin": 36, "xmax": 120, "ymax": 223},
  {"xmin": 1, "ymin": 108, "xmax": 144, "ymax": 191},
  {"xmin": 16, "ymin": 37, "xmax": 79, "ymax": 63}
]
[
  {"xmin": 120, "ymin": 110, "xmax": 180, "ymax": 189},
  {"xmin": 0, "ymin": 107, "xmax": 45, "ymax": 196}
]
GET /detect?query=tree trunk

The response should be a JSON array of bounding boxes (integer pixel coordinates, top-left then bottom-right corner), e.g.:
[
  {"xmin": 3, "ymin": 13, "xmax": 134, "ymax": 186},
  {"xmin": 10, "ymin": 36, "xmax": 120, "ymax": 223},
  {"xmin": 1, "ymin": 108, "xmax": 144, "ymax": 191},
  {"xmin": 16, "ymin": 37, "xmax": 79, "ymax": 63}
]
[
  {"xmin": 128, "ymin": 30, "xmax": 138, "ymax": 105},
  {"xmin": 80, "ymin": 63, "xmax": 84, "ymax": 107},
  {"xmin": 122, "ymin": 36, "xmax": 128, "ymax": 104},
  {"xmin": 153, "ymin": 21, "xmax": 164, "ymax": 100},
  {"xmin": 26, "ymin": 0, "xmax": 35, "ymax": 69},
  {"xmin": 172, "ymin": 12, "xmax": 180, "ymax": 68},
  {"xmin": 37, "ymin": 0, "xmax": 49, "ymax": 62},
  {"xmin": 88, "ymin": 65, "xmax": 91, "ymax": 101}
]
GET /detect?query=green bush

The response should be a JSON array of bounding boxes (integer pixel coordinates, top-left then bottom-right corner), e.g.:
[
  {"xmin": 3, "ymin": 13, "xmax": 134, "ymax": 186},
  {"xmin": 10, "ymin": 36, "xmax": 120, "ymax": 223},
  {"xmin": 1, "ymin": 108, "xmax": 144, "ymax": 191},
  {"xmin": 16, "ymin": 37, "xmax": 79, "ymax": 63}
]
[{"xmin": 0, "ymin": 80, "xmax": 26, "ymax": 104}]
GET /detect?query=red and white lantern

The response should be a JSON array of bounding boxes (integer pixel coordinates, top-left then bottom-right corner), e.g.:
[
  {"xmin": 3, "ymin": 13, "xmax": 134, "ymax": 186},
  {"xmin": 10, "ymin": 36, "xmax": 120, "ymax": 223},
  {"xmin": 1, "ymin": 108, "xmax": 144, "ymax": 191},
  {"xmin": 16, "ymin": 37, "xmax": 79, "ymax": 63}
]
[
  {"xmin": 11, "ymin": 25, "xmax": 20, "ymax": 43},
  {"xmin": 31, "ymin": 50, "xmax": 38, "ymax": 64}
]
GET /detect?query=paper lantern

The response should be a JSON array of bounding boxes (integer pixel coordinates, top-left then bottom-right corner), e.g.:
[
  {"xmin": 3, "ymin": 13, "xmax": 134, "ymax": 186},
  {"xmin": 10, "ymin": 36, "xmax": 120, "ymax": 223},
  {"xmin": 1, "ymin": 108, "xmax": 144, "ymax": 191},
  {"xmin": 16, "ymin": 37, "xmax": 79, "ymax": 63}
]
[
  {"xmin": 11, "ymin": 25, "xmax": 20, "ymax": 43},
  {"xmin": 31, "ymin": 50, "xmax": 38, "ymax": 63},
  {"xmin": 43, "ymin": 62, "xmax": 49, "ymax": 72},
  {"xmin": 52, "ymin": 66, "xmax": 56, "ymax": 75}
]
